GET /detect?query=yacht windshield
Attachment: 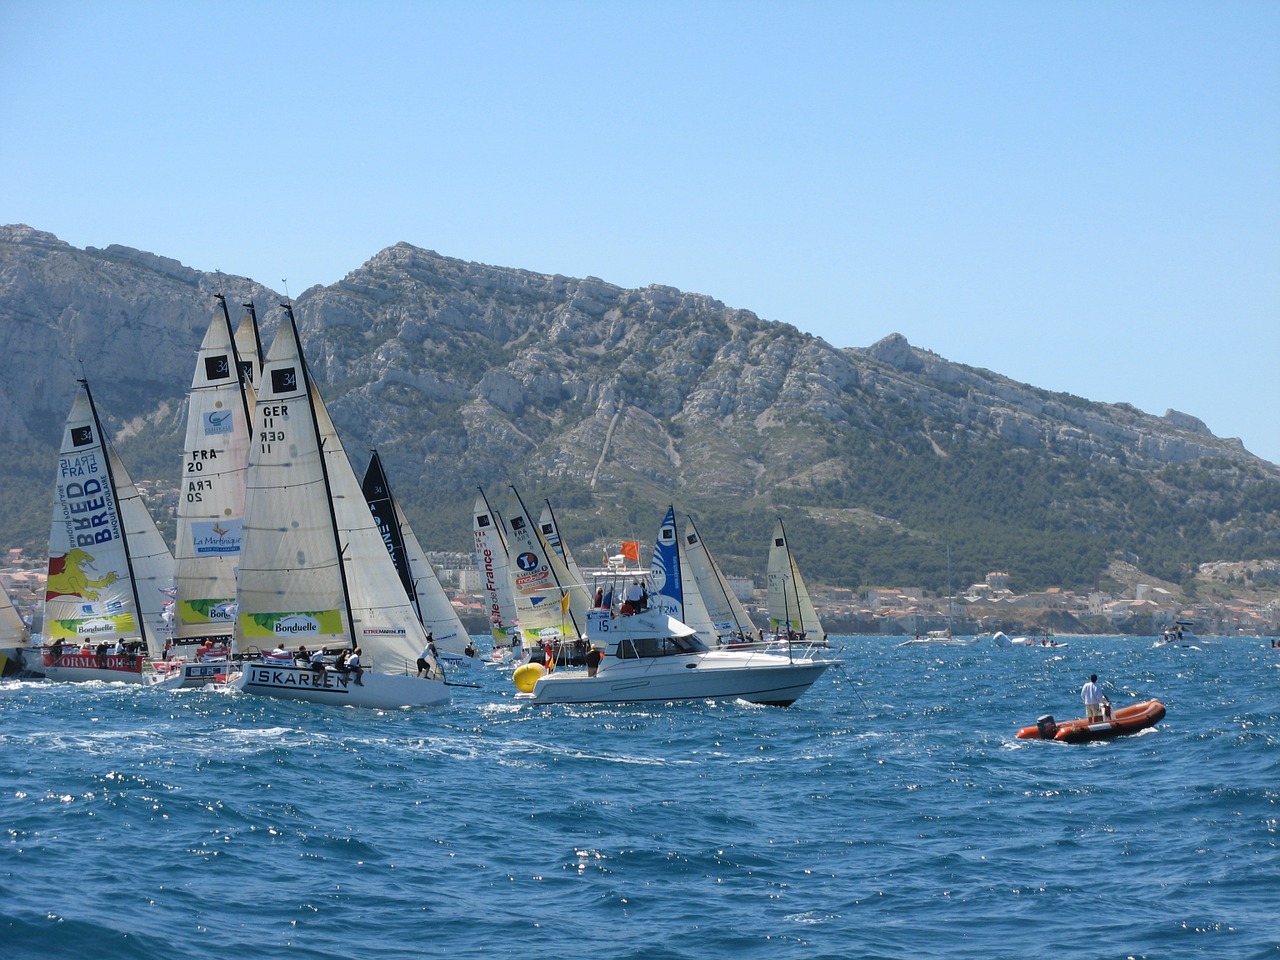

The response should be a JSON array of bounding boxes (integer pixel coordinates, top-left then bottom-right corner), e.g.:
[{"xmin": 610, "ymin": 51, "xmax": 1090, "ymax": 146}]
[{"xmin": 615, "ymin": 634, "xmax": 709, "ymax": 659}]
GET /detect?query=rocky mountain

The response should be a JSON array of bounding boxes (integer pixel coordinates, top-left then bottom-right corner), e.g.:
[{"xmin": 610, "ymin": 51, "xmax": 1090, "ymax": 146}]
[{"xmin": 2, "ymin": 224, "xmax": 1277, "ymax": 597}]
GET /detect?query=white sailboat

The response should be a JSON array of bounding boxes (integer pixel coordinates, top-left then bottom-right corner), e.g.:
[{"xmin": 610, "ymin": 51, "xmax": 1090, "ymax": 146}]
[
  {"xmin": 232, "ymin": 306, "xmax": 449, "ymax": 709},
  {"xmin": 681, "ymin": 514, "xmax": 758, "ymax": 644},
  {"xmin": 537, "ymin": 501, "xmax": 593, "ymax": 631},
  {"xmin": 0, "ymin": 581, "xmax": 37, "ymax": 677},
  {"xmin": 362, "ymin": 450, "xmax": 478, "ymax": 671},
  {"xmin": 41, "ymin": 381, "xmax": 176, "ymax": 684},
  {"xmin": 503, "ymin": 486, "xmax": 586, "ymax": 656},
  {"xmin": 172, "ymin": 295, "xmax": 257, "ymax": 687},
  {"xmin": 766, "ymin": 518, "xmax": 827, "ymax": 644},
  {"xmin": 473, "ymin": 489, "xmax": 521, "ymax": 659},
  {"xmin": 898, "ymin": 545, "xmax": 975, "ymax": 645}
]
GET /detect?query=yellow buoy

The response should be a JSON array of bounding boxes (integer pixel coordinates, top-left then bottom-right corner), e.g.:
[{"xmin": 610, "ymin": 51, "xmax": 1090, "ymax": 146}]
[{"xmin": 513, "ymin": 662, "xmax": 547, "ymax": 693}]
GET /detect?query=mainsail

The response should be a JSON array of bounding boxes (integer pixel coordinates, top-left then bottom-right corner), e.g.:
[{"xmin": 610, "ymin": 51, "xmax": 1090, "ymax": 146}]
[
  {"xmin": 174, "ymin": 295, "xmax": 255, "ymax": 645},
  {"xmin": 236, "ymin": 307, "xmax": 432, "ymax": 673},
  {"xmin": 766, "ymin": 518, "xmax": 825, "ymax": 641},
  {"xmin": 45, "ymin": 381, "xmax": 175, "ymax": 656},
  {"xmin": 473, "ymin": 490, "xmax": 518, "ymax": 647},
  {"xmin": 361, "ymin": 450, "xmax": 468, "ymax": 657},
  {"xmin": 682, "ymin": 515, "xmax": 757, "ymax": 640}
]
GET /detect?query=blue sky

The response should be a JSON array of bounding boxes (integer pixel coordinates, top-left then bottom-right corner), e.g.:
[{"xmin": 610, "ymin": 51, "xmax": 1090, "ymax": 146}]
[{"xmin": 4, "ymin": 1, "xmax": 1278, "ymax": 463}]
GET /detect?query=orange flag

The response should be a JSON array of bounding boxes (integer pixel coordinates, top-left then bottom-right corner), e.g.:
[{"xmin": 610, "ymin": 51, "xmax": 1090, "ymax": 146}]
[{"xmin": 620, "ymin": 541, "xmax": 639, "ymax": 561}]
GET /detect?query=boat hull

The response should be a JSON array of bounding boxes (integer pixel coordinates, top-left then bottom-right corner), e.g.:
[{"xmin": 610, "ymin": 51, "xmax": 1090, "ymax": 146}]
[
  {"xmin": 1, "ymin": 644, "xmax": 44, "ymax": 678},
  {"xmin": 516, "ymin": 652, "xmax": 833, "ymax": 707},
  {"xmin": 1016, "ymin": 699, "xmax": 1166, "ymax": 743},
  {"xmin": 176, "ymin": 659, "xmax": 233, "ymax": 688},
  {"xmin": 234, "ymin": 661, "xmax": 449, "ymax": 709},
  {"xmin": 41, "ymin": 651, "xmax": 164, "ymax": 685}
]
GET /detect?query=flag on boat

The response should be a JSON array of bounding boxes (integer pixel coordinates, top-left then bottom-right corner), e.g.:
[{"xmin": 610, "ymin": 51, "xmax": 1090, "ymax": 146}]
[{"xmin": 620, "ymin": 541, "xmax": 639, "ymax": 561}]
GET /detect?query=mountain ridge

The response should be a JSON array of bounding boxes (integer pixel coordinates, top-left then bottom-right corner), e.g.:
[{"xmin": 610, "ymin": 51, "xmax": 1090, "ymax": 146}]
[{"xmin": 1, "ymin": 224, "xmax": 1276, "ymax": 599}]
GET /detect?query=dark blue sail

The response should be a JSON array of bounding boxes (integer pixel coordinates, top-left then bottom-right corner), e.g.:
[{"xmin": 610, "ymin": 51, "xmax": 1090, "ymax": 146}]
[{"xmin": 648, "ymin": 505, "xmax": 683, "ymax": 620}]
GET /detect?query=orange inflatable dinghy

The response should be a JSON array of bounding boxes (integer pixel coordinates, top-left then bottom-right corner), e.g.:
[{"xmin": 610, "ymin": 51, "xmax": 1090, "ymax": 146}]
[{"xmin": 1016, "ymin": 699, "xmax": 1165, "ymax": 743}]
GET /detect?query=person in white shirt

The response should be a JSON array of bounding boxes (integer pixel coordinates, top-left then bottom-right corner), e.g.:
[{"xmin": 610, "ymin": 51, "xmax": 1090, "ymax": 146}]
[{"xmin": 1081, "ymin": 674, "xmax": 1110, "ymax": 721}]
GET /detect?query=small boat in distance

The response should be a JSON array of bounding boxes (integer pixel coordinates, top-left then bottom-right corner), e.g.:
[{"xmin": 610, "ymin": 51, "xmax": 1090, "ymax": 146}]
[
  {"xmin": 1154, "ymin": 620, "xmax": 1206, "ymax": 649},
  {"xmin": 992, "ymin": 632, "xmax": 1068, "ymax": 648},
  {"xmin": 1016, "ymin": 699, "xmax": 1166, "ymax": 743},
  {"xmin": 898, "ymin": 629, "xmax": 976, "ymax": 647},
  {"xmin": 766, "ymin": 518, "xmax": 827, "ymax": 645}
]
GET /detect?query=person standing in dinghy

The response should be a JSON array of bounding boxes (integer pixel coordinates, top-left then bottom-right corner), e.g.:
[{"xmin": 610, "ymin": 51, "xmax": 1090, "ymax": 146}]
[{"xmin": 1081, "ymin": 675, "xmax": 1110, "ymax": 721}]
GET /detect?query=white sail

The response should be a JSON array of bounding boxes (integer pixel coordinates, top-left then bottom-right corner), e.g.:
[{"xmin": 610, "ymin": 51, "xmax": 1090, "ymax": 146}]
[
  {"xmin": 766, "ymin": 518, "xmax": 825, "ymax": 641},
  {"xmin": 0, "ymin": 581, "xmax": 32, "ymax": 647},
  {"xmin": 362, "ymin": 451, "xmax": 469, "ymax": 658},
  {"xmin": 174, "ymin": 296, "xmax": 254, "ymax": 644},
  {"xmin": 504, "ymin": 487, "xmax": 583, "ymax": 643},
  {"xmin": 44, "ymin": 382, "xmax": 175, "ymax": 658},
  {"xmin": 236, "ymin": 311, "xmax": 437, "ymax": 678},
  {"xmin": 682, "ymin": 516, "xmax": 757, "ymax": 640},
  {"xmin": 473, "ymin": 491, "xmax": 518, "ymax": 647},
  {"xmin": 537, "ymin": 502, "xmax": 592, "ymax": 629}
]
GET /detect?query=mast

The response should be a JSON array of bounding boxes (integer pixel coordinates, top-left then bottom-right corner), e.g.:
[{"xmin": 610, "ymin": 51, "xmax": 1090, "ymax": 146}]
[
  {"xmin": 215, "ymin": 293, "xmax": 255, "ymax": 428},
  {"xmin": 239, "ymin": 300, "xmax": 267, "ymax": 381}
]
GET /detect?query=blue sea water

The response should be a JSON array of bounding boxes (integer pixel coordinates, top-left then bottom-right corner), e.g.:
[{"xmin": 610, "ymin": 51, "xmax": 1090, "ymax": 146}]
[{"xmin": 2, "ymin": 636, "xmax": 1277, "ymax": 960}]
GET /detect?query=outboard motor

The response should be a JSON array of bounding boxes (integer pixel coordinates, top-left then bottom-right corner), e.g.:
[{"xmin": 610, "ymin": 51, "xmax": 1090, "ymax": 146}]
[{"xmin": 1036, "ymin": 715, "xmax": 1057, "ymax": 739}]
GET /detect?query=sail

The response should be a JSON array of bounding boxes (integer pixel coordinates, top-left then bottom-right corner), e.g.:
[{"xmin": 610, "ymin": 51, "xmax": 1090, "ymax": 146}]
[
  {"xmin": 234, "ymin": 301, "xmax": 265, "ymax": 393},
  {"xmin": 648, "ymin": 506, "xmax": 684, "ymax": 619},
  {"xmin": 766, "ymin": 519, "xmax": 825, "ymax": 640},
  {"xmin": 174, "ymin": 297, "xmax": 254, "ymax": 643},
  {"xmin": 683, "ymin": 516, "xmax": 756, "ymax": 639},
  {"xmin": 647, "ymin": 505, "xmax": 713, "ymax": 640},
  {"xmin": 473, "ymin": 491, "xmax": 518, "ymax": 647},
  {"xmin": 0, "ymin": 581, "xmax": 31, "ymax": 647},
  {"xmin": 45, "ymin": 382, "xmax": 175, "ymax": 656},
  {"xmin": 362, "ymin": 451, "xmax": 468, "ymax": 656},
  {"xmin": 504, "ymin": 487, "xmax": 583, "ymax": 642},
  {"xmin": 236, "ymin": 309, "xmax": 430, "ymax": 672},
  {"xmin": 537, "ymin": 502, "xmax": 592, "ymax": 627}
]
